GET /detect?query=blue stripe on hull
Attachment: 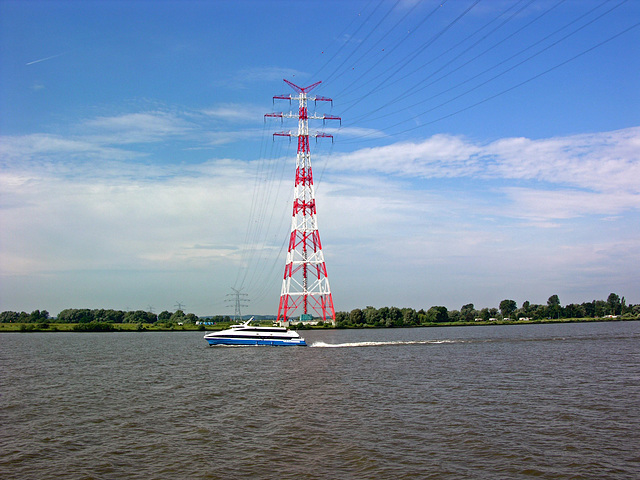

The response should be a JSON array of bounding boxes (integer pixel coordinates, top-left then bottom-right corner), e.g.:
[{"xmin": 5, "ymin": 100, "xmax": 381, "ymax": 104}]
[{"xmin": 205, "ymin": 338, "xmax": 307, "ymax": 347}]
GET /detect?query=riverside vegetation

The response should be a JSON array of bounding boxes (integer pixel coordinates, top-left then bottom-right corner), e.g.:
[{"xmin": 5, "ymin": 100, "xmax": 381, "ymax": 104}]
[{"xmin": 1, "ymin": 293, "xmax": 637, "ymax": 332}]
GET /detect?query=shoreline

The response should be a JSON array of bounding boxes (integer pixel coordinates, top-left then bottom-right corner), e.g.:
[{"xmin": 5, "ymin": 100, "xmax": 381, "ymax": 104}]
[{"xmin": 1, "ymin": 316, "xmax": 636, "ymax": 333}]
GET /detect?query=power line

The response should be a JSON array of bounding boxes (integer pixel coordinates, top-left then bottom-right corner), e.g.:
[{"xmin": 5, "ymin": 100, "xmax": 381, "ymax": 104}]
[
  {"xmin": 323, "ymin": 0, "xmax": 403, "ymax": 85},
  {"xmin": 347, "ymin": 0, "xmax": 546, "ymax": 124},
  {"xmin": 348, "ymin": 0, "xmax": 611, "ymax": 128},
  {"xmin": 326, "ymin": 0, "xmax": 422, "ymax": 87},
  {"xmin": 337, "ymin": 0, "xmax": 477, "ymax": 108},
  {"xmin": 341, "ymin": 19, "xmax": 639, "ymax": 142},
  {"xmin": 316, "ymin": 0, "xmax": 388, "ymax": 84}
]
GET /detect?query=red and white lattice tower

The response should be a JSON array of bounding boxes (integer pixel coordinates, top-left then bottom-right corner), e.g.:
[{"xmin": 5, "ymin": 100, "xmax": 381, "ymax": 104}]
[{"xmin": 265, "ymin": 79, "xmax": 341, "ymax": 326}]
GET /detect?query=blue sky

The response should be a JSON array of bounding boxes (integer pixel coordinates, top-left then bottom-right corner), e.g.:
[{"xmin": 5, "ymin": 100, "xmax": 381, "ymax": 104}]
[{"xmin": 1, "ymin": 0, "xmax": 639, "ymax": 316}]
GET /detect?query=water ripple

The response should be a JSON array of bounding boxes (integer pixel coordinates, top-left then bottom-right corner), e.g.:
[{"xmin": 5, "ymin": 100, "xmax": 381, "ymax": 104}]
[{"xmin": 1, "ymin": 322, "xmax": 639, "ymax": 479}]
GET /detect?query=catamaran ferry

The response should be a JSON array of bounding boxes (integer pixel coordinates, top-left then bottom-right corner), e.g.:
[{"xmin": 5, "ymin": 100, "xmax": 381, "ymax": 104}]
[{"xmin": 203, "ymin": 318, "xmax": 307, "ymax": 346}]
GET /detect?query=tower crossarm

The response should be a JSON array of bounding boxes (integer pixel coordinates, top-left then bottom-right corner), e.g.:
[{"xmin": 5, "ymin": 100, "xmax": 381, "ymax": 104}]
[
  {"xmin": 321, "ymin": 114, "xmax": 341, "ymax": 125},
  {"xmin": 274, "ymin": 94, "xmax": 333, "ymax": 104},
  {"xmin": 313, "ymin": 96, "xmax": 333, "ymax": 107},
  {"xmin": 314, "ymin": 132, "xmax": 334, "ymax": 143},
  {"xmin": 267, "ymin": 112, "xmax": 338, "ymax": 121},
  {"xmin": 273, "ymin": 94, "xmax": 293, "ymax": 104},
  {"xmin": 273, "ymin": 131, "xmax": 294, "ymax": 140},
  {"xmin": 272, "ymin": 131, "xmax": 334, "ymax": 141},
  {"xmin": 265, "ymin": 112, "xmax": 301, "ymax": 121},
  {"xmin": 284, "ymin": 79, "xmax": 321, "ymax": 93}
]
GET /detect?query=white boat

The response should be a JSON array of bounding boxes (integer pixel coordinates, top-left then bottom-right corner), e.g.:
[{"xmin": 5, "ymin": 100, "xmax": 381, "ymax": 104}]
[{"xmin": 203, "ymin": 317, "xmax": 307, "ymax": 346}]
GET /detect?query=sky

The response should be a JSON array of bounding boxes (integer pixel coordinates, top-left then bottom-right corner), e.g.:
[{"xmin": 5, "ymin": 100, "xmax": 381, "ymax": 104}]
[{"xmin": 1, "ymin": 0, "xmax": 639, "ymax": 317}]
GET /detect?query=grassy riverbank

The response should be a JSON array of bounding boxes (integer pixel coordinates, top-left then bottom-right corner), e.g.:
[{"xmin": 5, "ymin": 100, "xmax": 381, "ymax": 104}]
[
  {"xmin": 0, "ymin": 322, "xmax": 208, "ymax": 333},
  {"xmin": 1, "ymin": 316, "xmax": 635, "ymax": 333}
]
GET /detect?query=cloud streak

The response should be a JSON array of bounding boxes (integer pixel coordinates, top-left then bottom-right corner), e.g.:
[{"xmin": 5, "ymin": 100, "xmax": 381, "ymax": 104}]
[
  {"xmin": 83, "ymin": 111, "xmax": 195, "ymax": 144},
  {"xmin": 25, "ymin": 52, "xmax": 66, "ymax": 66},
  {"xmin": 202, "ymin": 104, "xmax": 266, "ymax": 123}
]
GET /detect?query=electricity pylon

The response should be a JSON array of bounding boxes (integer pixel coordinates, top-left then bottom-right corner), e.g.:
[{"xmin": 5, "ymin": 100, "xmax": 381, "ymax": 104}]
[
  {"xmin": 266, "ymin": 79, "xmax": 340, "ymax": 325},
  {"xmin": 226, "ymin": 287, "xmax": 249, "ymax": 323}
]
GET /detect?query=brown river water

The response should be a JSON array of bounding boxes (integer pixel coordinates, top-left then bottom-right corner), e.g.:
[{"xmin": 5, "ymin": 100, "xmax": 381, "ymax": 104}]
[{"xmin": 1, "ymin": 321, "xmax": 639, "ymax": 479}]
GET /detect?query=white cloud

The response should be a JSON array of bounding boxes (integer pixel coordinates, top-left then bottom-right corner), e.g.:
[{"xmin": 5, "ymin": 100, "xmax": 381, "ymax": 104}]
[
  {"xmin": 330, "ymin": 134, "xmax": 483, "ymax": 177},
  {"xmin": 501, "ymin": 188, "xmax": 640, "ymax": 221},
  {"xmin": 0, "ymin": 133, "xmax": 140, "ymax": 162},
  {"xmin": 326, "ymin": 126, "xmax": 387, "ymax": 139},
  {"xmin": 202, "ymin": 128, "xmax": 263, "ymax": 146},
  {"xmin": 1, "ymin": 123, "xmax": 638, "ymax": 314},
  {"xmin": 486, "ymin": 128, "xmax": 640, "ymax": 193},
  {"xmin": 202, "ymin": 104, "xmax": 265, "ymax": 123},
  {"xmin": 0, "ymin": 159, "xmax": 252, "ymax": 276},
  {"xmin": 328, "ymin": 127, "xmax": 640, "ymax": 222},
  {"xmin": 83, "ymin": 111, "xmax": 195, "ymax": 144},
  {"xmin": 332, "ymin": 127, "xmax": 640, "ymax": 187}
]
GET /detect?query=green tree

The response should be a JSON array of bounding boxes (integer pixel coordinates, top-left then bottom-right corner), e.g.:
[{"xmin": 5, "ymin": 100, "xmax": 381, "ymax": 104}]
[
  {"xmin": 594, "ymin": 300, "xmax": 607, "ymax": 317},
  {"xmin": 402, "ymin": 308, "xmax": 419, "ymax": 326},
  {"xmin": 532, "ymin": 304, "xmax": 547, "ymax": 320},
  {"xmin": 547, "ymin": 295, "xmax": 561, "ymax": 319},
  {"xmin": 426, "ymin": 306, "xmax": 448, "ymax": 323},
  {"xmin": 185, "ymin": 313, "xmax": 198, "ymax": 324},
  {"xmin": 582, "ymin": 301, "xmax": 595, "ymax": 318},
  {"xmin": 73, "ymin": 309, "xmax": 93, "ymax": 323},
  {"xmin": 56, "ymin": 309, "xmax": 73, "ymax": 323},
  {"xmin": 378, "ymin": 307, "xmax": 389, "ymax": 326},
  {"xmin": 607, "ymin": 293, "xmax": 621, "ymax": 315},
  {"xmin": 386, "ymin": 307, "xmax": 403, "ymax": 327},
  {"xmin": 335, "ymin": 311, "xmax": 349, "ymax": 327},
  {"xmin": 364, "ymin": 306, "xmax": 381, "ymax": 326},
  {"xmin": 124, "ymin": 310, "xmax": 151, "ymax": 323},
  {"xmin": 107, "ymin": 310, "xmax": 126, "ymax": 323},
  {"xmin": 461, "ymin": 303, "xmax": 476, "ymax": 322},
  {"xmin": 349, "ymin": 308, "xmax": 364, "ymax": 325},
  {"xmin": 564, "ymin": 303, "xmax": 585, "ymax": 318},
  {"xmin": 499, "ymin": 300, "xmax": 517, "ymax": 319},
  {"xmin": 0, "ymin": 311, "xmax": 20, "ymax": 323},
  {"xmin": 447, "ymin": 310, "xmax": 461, "ymax": 322}
]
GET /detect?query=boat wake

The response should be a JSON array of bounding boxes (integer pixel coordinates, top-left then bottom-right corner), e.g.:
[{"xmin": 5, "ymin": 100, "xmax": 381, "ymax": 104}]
[{"xmin": 309, "ymin": 340, "xmax": 458, "ymax": 348}]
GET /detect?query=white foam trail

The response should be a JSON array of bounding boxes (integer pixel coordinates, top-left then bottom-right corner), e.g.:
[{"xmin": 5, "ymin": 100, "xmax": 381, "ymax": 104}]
[{"xmin": 309, "ymin": 340, "xmax": 457, "ymax": 348}]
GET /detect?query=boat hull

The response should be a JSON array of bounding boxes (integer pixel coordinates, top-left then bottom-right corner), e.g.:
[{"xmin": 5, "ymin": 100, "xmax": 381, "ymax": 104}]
[{"xmin": 205, "ymin": 337, "xmax": 307, "ymax": 347}]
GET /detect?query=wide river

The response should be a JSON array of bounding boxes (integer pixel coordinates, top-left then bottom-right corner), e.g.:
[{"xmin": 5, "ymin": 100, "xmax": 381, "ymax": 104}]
[{"xmin": 1, "ymin": 321, "xmax": 639, "ymax": 479}]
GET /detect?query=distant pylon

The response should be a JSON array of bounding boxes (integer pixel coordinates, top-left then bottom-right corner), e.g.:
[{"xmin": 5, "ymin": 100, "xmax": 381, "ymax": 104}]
[
  {"xmin": 226, "ymin": 287, "xmax": 249, "ymax": 322},
  {"xmin": 266, "ymin": 79, "xmax": 340, "ymax": 325}
]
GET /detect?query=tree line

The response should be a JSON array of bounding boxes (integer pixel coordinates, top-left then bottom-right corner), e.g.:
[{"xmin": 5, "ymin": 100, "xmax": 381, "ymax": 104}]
[
  {"xmin": 334, "ymin": 293, "xmax": 638, "ymax": 328},
  {"xmin": 0, "ymin": 308, "xmax": 222, "ymax": 325},
  {"xmin": 1, "ymin": 293, "xmax": 637, "ymax": 327}
]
